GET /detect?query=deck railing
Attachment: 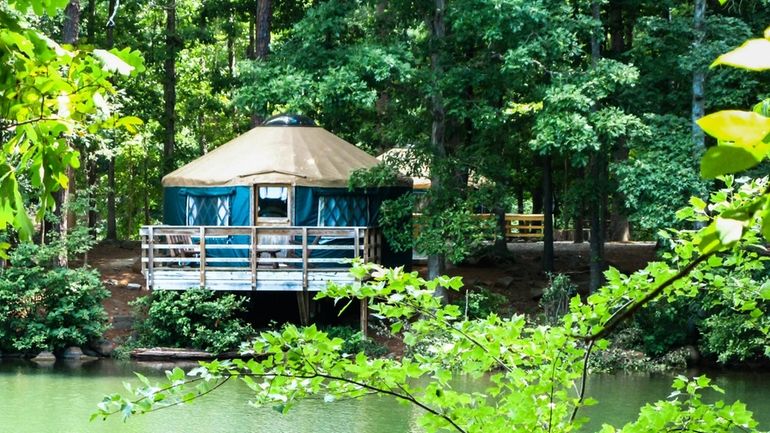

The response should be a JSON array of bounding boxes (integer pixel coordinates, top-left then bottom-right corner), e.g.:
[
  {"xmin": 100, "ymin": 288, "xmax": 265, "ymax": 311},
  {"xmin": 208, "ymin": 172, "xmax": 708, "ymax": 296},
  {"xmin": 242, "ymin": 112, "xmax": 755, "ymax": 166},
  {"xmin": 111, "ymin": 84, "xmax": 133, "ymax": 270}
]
[{"xmin": 140, "ymin": 225, "xmax": 381, "ymax": 292}]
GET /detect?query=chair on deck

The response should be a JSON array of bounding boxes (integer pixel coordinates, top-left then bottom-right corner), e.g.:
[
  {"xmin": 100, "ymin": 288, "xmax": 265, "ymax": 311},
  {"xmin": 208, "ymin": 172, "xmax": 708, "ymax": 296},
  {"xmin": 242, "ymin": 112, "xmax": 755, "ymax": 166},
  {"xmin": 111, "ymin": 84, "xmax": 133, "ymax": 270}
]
[{"xmin": 164, "ymin": 234, "xmax": 198, "ymax": 261}]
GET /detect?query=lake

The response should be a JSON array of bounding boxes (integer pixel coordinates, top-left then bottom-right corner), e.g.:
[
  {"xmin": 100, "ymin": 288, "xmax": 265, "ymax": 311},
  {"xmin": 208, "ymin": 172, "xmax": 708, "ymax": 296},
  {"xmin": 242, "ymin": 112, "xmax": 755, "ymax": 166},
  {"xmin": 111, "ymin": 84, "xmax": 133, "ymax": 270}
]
[{"xmin": 0, "ymin": 359, "xmax": 768, "ymax": 433}]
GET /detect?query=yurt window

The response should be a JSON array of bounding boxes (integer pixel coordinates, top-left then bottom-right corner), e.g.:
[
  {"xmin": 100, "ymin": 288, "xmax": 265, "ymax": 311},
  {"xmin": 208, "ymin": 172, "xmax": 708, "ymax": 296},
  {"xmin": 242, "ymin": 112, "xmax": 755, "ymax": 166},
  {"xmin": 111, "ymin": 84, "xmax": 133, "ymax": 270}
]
[
  {"xmin": 186, "ymin": 195, "xmax": 231, "ymax": 226},
  {"xmin": 318, "ymin": 196, "xmax": 369, "ymax": 226},
  {"xmin": 257, "ymin": 186, "xmax": 289, "ymax": 222}
]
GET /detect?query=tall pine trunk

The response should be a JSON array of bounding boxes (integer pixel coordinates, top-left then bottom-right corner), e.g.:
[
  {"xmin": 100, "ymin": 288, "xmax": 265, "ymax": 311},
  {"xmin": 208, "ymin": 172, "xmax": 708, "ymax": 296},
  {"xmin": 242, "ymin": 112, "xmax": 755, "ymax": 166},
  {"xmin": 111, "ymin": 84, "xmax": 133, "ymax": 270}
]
[
  {"xmin": 428, "ymin": 0, "xmax": 447, "ymax": 299},
  {"xmin": 542, "ymin": 155, "xmax": 554, "ymax": 273},
  {"xmin": 588, "ymin": 0, "xmax": 605, "ymax": 293},
  {"xmin": 105, "ymin": 0, "xmax": 118, "ymax": 241},
  {"xmin": 249, "ymin": 0, "xmax": 272, "ymax": 127},
  {"xmin": 58, "ymin": 0, "xmax": 80, "ymax": 266},
  {"xmin": 162, "ymin": 0, "xmax": 177, "ymax": 175},
  {"xmin": 692, "ymin": 0, "xmax": 706, "ymax": 150}
]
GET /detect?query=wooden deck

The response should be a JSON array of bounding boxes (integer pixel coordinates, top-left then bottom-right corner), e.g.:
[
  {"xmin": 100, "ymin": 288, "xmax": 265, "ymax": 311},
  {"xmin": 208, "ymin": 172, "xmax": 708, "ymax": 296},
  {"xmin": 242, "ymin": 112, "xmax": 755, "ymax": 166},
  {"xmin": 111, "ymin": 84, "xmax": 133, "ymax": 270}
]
[{"xmin": 140, "ymin": 225, "xmax": 381, "ymax": 292}]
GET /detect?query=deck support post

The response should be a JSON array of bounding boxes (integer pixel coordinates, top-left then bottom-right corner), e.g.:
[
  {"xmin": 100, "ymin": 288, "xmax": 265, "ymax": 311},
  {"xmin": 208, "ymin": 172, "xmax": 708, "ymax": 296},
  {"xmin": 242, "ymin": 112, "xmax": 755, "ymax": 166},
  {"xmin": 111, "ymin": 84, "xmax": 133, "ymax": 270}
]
[{"xmin": 297, "ymin": 227, "xmax": 310, "ymax": 325}]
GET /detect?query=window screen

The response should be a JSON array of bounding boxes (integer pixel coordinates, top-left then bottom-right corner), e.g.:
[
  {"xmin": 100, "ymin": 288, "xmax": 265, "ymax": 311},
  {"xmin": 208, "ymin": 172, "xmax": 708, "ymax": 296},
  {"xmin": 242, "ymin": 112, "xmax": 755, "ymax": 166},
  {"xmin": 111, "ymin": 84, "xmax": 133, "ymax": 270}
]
[
  {"xmin": 186, "ymin": 195, "xmax": 231, "ymax": 226},
  {"xmin": 318, "ymin": 195, "xmax": 368, "ymax": 226},
  {"xmin": 258, "ymin": 186, "xmax": 289, "ymax": 219}
]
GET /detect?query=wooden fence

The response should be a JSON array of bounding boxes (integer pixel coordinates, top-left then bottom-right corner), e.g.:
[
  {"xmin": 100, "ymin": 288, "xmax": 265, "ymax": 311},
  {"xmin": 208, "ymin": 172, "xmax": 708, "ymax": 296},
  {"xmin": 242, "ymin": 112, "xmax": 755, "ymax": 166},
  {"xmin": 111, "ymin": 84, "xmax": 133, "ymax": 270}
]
[{"xmin": 413, "ymin": 213, "xmax": 545, "ymax": 241}]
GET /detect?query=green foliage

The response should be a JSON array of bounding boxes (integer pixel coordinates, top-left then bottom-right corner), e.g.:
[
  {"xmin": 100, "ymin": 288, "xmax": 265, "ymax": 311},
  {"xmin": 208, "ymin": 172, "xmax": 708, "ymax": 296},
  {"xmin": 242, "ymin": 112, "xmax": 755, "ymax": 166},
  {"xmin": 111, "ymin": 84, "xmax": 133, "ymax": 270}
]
[
  {"xmin": 130, "ymin": 289, "xmax": 255, "ymax": 355},
  {"xmin": 601, "ymin": 376, "xmax": 759, "ymax": 433},
  {"xmin": 613, "ymin": 115, "xmax": 708, "ymax": 239},
  {"xmin": 376, "ymin": 194, "xmax": 415, "ymax": 253},
  {"xmin": 0, "ymin": 237, "xmax": 108, "ymax": 353},
  {"xmin": 633, "ymin": 299, "xmax": 693, "ymax": 357},
  {"xmin": 540, "ymin": 273, "xmax": 576, "ymax": 325},
  {"xmin": 454, "ymin": 286, "xmax": 508, "ymax": 320},
  {"xmin": 322, "ymin": 325, "xmax": 387, "ymax": 358},
  {"xmin": 699, "ymin": 306, "xmax": 770, "ymax": 364},
  {"xmin": 0, "ymin": 1, "xmax": 144, "ymax": 243}
]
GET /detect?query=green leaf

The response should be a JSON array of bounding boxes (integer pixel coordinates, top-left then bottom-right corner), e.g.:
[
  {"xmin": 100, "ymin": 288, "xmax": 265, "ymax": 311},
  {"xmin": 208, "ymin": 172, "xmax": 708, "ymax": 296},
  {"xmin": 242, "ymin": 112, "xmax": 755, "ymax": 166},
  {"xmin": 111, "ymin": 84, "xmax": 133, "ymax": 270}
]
[
  {"xmin": 700, "ymin": 145, "xmax": 762, "ymax": 178},
  {"xmin": 697, "ymin": 224, "xmax": 722, "ymax": 254},
  {"xmin": 696, "ymin": 110, "xmax": 770, "ymax": 145},
  {"xmin": 715, "ymin": 217, "xmax": 743, "ymax": 245},
  {"xmin": 92, "ymin": 49, "xmax": 135, "ymax": 75},
  {"xmin": 712, "ymin": 39, "xmax": 770, "ymax": 71}
]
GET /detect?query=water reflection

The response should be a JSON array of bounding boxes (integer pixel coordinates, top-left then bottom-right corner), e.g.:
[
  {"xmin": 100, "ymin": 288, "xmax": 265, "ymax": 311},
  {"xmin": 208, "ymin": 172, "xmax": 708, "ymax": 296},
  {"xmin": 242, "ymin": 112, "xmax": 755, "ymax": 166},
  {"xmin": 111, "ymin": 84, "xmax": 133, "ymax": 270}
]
[{"xmin": 1, "ymin": 360, "xmax": 768, "ymax": 433}]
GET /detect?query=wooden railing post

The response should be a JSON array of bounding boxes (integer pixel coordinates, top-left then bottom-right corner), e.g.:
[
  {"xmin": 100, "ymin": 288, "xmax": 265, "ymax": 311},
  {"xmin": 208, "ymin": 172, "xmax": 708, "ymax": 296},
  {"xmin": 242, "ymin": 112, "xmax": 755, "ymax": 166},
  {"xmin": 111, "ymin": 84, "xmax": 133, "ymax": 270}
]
[
  {"xmin": 302, "ymin": 227, "xmax": 309, "ymax": 289},
  {"xmin": 199, "ymin": 226, "xmax": 206, "ymax": 288},
  {"xmin": 250, "ymin": 226, "xmax": 257, "ymax": 290},
  {"xmin": 147, "ymin": 226, "xmax": 154, "ymax": 290},
  {"xmin": 354, "ymin": 227, "xmax": 360, "ymax": 260}
]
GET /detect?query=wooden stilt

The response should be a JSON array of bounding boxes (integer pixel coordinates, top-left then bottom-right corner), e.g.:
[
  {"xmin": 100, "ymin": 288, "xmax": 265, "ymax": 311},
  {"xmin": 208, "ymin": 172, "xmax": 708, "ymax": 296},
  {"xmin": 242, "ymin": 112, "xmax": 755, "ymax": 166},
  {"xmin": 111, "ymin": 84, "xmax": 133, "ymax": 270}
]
[{"xmin": 297, "ymin": 292, "xmax": 310, "ymax": 325}]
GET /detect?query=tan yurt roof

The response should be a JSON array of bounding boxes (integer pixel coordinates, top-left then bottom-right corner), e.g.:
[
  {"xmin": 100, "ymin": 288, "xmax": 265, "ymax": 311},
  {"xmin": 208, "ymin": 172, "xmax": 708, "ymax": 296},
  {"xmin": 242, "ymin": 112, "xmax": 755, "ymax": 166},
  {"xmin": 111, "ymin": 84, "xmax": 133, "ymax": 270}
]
[
  {"xmin": 163, "ymin": 125, "xmax": 381, "ymax": 188},
  {"xmin": 377, "ymin": 147, "xmax": 431, "ymax": 190}
]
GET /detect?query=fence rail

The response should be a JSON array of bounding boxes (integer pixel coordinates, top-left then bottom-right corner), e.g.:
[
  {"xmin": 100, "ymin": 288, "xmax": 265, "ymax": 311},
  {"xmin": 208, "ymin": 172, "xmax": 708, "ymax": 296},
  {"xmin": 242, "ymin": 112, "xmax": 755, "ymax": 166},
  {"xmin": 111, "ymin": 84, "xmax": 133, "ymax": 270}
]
[
  {"xmin": 140, "ymin": 225, "xmax": 381, "ymax": 292},
  {"xmin": 412, "ymin": 213, "xmax": 545, "ymax": 241}
]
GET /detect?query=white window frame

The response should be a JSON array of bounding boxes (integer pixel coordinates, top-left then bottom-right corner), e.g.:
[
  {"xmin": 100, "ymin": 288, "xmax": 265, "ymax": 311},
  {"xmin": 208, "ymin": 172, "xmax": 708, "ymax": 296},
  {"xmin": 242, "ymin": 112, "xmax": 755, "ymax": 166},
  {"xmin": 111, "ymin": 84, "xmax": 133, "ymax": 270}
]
[
  {"xmin": 185, "ymin": 195, "xmax": 231, "ymax": 226},
  {"xmin": 255, "ymin": 184, "xmax": 292, "ymax": 225}
]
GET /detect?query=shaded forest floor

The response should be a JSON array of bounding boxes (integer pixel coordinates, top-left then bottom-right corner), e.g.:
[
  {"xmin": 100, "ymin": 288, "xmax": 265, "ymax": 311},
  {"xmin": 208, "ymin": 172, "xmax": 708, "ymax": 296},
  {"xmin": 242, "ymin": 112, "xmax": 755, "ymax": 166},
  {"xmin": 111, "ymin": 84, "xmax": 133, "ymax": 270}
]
[{"xmin": 90, "ymin": 240, "xmax": 657, "ymax": 341}]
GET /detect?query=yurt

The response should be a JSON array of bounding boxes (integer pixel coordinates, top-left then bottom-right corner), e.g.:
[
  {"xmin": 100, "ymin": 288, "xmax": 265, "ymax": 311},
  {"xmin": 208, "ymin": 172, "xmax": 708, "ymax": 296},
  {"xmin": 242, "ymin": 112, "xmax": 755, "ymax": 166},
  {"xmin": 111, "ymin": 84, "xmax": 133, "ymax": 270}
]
[{"xmin": 160, "ymin": 114, "xmax": 411, "ymax": 267}]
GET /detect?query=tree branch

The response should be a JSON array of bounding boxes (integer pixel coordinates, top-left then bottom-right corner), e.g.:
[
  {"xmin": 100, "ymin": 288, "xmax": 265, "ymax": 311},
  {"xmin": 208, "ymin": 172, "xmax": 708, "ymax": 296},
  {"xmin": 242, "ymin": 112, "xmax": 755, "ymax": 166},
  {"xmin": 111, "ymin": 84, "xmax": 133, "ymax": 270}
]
[
  {"xmin": 569, "ymin": 339, "xmax": 595, "ymax": 423},
  {"xmin": 575, "ymin": 252, "xmax": 713, "ymax": 342}
]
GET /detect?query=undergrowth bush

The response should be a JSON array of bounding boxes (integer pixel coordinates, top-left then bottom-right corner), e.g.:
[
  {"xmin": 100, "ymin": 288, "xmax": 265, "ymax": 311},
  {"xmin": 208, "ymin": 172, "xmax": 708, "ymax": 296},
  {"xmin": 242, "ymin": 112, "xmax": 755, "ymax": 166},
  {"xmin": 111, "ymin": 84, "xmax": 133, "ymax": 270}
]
[
  {"xmin": 540, "ymin": 273, "xmax": 576, "ymax": 325},
  {"xmin": 0, "ymin": 233, "xmax": 109, "ymax": 353},
  {"xmin": 131, "ymin": 289, "xmax": 255, "ymax": 354},
  {"xmin": 323, "ymin": 325, "xmax": 387, "ymax": 357},
  {"xmin": 632, "ymin": 298, "xmax": 694, "ymax": 357},
  {"xmin": 454, "ymin": 286, "xmax": 507, "ymax": 319}
]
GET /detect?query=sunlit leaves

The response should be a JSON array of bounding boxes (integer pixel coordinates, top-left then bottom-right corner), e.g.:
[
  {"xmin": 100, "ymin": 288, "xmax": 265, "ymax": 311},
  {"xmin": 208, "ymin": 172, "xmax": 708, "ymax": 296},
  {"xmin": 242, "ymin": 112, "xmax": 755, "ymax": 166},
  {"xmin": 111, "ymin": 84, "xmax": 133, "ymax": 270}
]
[
  {"xmin": 712, "ymin": 38, "xmax": 770, "ymax": 71},
  {"xmin": 0, "ymin": 3, "xmax": 145, "ymax": 239},
  {"xmin": 700, "ymin": 144, "xmax": 763, "ymax": 178},
  {"xmin": 696, "ymin": 110, "xmax": 770, "ymax": 146}
]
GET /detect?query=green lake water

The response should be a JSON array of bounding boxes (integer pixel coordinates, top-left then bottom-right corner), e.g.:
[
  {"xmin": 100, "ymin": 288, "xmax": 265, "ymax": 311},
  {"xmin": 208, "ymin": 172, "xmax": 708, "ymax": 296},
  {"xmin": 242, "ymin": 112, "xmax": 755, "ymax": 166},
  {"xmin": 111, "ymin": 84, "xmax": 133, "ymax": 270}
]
[{"xmin": 1, "ymin": 359, "xmax": 768, "ymax": 433}]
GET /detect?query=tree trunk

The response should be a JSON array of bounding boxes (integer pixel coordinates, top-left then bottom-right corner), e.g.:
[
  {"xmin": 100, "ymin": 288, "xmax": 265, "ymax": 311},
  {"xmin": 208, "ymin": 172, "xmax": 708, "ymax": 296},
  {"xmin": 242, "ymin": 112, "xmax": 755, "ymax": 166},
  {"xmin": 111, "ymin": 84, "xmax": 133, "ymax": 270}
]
[
  {"xmin": 63, "ymin": 1, "xmax": 80, "ymax": 45},
  {"xmin": 163, "ymin": 0, "xmax": 177, "ymax": 175},
  {"xmin": 588, "ymin": 0, "xmax": 605, "ymax": 293},
  {"xmin": 607, "ymin": 0, "xmax": 624, "ymax": 55},
  {"xmin": 105, "ymin": 0, "xmax": 117, "ymax": 241},
  {"xmin": 86, "ymin": 0, "xmax": 95, "ymax": 43},
  {"xmin": 227, "ymin": 19, "xmax": 234, "ymax": 77},
  {"xmin": 532, "ymin": 185, "xmax": 543, "ymax": 214},
  {"xmin": 87, "ymin": 156, "xmax": 98, "ymax": 236},
  {"xmin": 427, "ymin": 0, "xmax": 447, "ymax": 299},
  {"xmin": 588, "ymin": 154, "xmax": 606, "ymax": 293},
  {"xmin": 692, "ymin": 0, "xmax": 706, "ymax": 150},
  {"xmin": 609, "ymin": 142, "xmax": 631, "ymax": 241},
  {"xmin": 543, "ymin": 155, "xmax": 554, "ymax": 273},
  {"xmin": 493, "ymin": 206, "xmax": 508, "ymax": 256},
  {"xmin": 247, "ymin": 8, "xmax": 256, "ymax": 59},
  {"xmin": 256, "ymin": 0, "xmax": 271, "ymax": 59},
  {"xmin": 106, "ymin": 157, "xmax": 117, "ymax": 240},
  {"xmin": 199, "ymin": 112, "xmax": 207, "ymax": 155},
  {"xmin": 59, "ymin": 0, "xmax": 81, "ymax": 267}
]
